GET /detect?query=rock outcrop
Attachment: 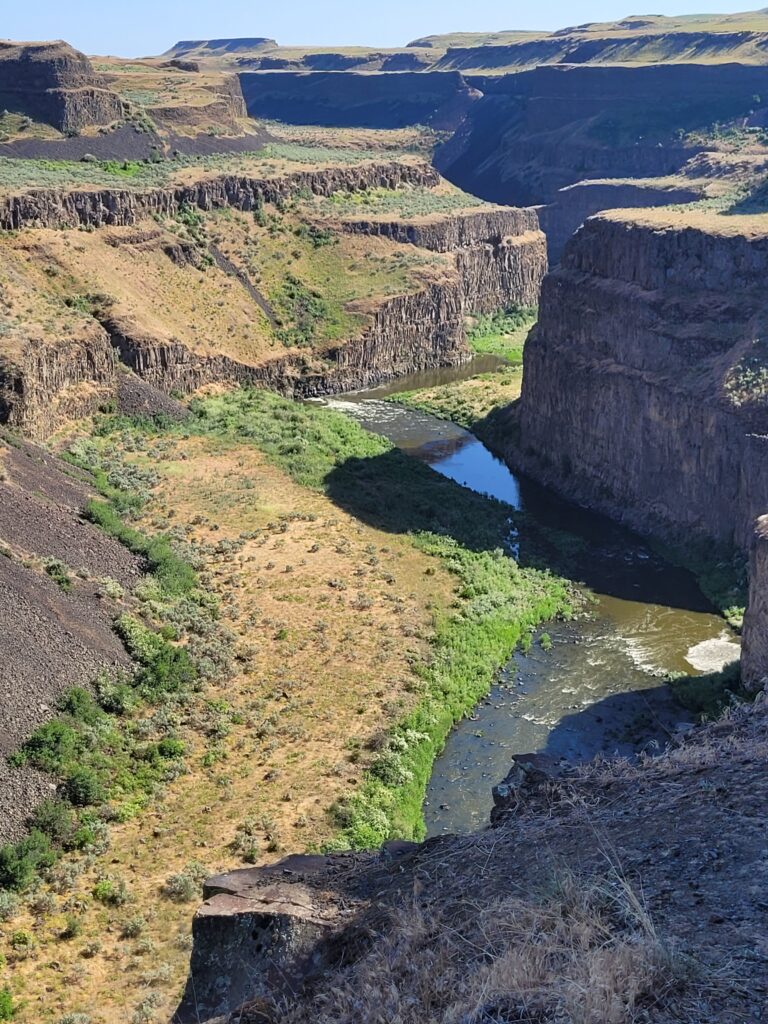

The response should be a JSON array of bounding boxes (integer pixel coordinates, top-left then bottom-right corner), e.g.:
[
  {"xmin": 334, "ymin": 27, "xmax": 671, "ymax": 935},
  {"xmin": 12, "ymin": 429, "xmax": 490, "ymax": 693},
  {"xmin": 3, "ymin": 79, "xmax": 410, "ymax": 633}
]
[
  {"xmin": 0, "ymin": 326, "xmax": 118, "ymax": 438},
  {"xmin": 178, "ymin": 698, "xmax": 768, "ymax": 1023},
  {"xmin": 0, "ymin": 40, "xmax": 124, "ymax": 133},
  {"xmin": 497, "ymin": 209, "xmax": 768, "ymax": 687},
  {"xmin": 238, "ymin": 70, "xmax": 480, "ymax": 129},
  {"xmin": 742, "ymin": 516, "xmax": 768, "ymax": 691},
  {"xmin": 0, "ymin": 161, "xmax": 440, "ymax": 231}
]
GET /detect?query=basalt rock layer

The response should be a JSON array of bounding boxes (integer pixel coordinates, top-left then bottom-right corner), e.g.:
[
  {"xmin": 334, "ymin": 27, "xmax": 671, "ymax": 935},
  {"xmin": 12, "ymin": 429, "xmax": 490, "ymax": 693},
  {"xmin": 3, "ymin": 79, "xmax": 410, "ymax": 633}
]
[
  {"xmin": 0, "ymin": 40, "xmax": 124, "ymax": 133},
  {"xmin": 0, "ymin": 160, "xmax": 440, "ymax": 231},
  {"xmin": 438, "ymin": 63, "xmax": 768, "ymax": 258},
  {"xmin": 0, "ymin": 164, "xmax": 545, "ymax": 437},
  {"xmin": 499, "ymin": 210, "xmax": 768, "ymax": 688},
  {"xmin": 238, "ymin": 70, "xmax": 480, "ymax": 129}
]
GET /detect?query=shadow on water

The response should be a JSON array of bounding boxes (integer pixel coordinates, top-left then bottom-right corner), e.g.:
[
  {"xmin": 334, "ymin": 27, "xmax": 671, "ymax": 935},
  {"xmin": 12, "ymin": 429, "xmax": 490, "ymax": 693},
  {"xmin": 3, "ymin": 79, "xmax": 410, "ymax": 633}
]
[
  {"xmin": 318, "ymin": 372, "xmax": 739, "ymax": 837},
  {"xmin": 322, "ymin": 442, "xmax": 715, "ymax": 615}
]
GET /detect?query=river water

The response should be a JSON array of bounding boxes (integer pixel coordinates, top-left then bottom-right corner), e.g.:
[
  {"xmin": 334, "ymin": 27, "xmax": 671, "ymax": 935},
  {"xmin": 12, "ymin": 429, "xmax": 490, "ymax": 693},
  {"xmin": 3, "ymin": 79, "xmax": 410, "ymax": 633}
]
[{"xmin": 316, "ymin": 360, "xmax": 741, "ymax": 835}]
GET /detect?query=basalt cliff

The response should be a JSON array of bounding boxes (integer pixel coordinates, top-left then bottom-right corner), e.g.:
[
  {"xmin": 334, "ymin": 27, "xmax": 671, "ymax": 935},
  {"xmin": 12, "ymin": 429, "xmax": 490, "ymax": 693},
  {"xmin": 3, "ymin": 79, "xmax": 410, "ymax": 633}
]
[
  {"xmin": 0, "ymin": 40, "xmax": 124, "ymax": 134},
  {"xmin": 492, "ymin": 208, "xmax": 768, "ymax": 688},
  {"xmin": 0, "ymin": 162, "xmax": 545, "ymax": 437}
]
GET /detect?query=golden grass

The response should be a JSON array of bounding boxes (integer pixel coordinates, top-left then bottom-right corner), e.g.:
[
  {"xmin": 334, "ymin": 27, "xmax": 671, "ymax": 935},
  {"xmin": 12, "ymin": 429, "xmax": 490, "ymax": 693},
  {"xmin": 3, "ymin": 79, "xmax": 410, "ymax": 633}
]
[
  {"xmin": 276, "ymin": 869, "xmax": 676, "ymax": 1024},
  {"xmin": 0, "ymin": 429, "xmax": 458, "ymax": 1023}
]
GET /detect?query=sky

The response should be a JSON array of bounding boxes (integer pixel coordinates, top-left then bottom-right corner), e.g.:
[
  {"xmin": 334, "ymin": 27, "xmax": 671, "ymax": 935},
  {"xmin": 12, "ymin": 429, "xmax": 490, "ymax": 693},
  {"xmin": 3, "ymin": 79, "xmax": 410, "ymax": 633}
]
[{"xmin": 3, "ymin": 0, "xmax": 763, "ymax": 56}]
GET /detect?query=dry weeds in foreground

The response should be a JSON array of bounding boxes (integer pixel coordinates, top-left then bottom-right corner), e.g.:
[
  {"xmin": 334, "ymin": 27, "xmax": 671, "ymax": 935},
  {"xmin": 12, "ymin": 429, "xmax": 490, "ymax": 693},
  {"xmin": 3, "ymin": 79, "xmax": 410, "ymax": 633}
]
[{"xmin": 275, "ymin": 870, "xmax": 683, "ymax": 1024}]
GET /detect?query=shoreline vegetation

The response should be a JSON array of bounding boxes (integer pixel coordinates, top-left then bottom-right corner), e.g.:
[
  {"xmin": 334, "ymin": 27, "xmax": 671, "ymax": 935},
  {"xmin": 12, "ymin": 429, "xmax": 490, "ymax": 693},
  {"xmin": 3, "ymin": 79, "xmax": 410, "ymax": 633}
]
[
  {"xmin": 186, "ymin": 389, "xmax": 575, "ymax": 847},
  {"xmin": 0, "ymin": 387, "xmax": 575, "ymax": 1021},
  {"xmin": 389, "ymin": 306, "xmax": 536, "ymax": 428}
]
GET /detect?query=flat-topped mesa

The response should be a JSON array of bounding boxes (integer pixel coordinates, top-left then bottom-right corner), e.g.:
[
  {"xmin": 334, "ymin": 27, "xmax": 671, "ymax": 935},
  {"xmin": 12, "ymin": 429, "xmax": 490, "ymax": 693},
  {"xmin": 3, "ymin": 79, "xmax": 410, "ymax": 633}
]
[
  {"xmin": 0, "ymin": 39, "xmax": 124, "ymax": 133},
  {"xmin": 497, "ymin": 207, "xmax": 768, "ymax": 688},
  {"xmin": 0, "ymin": 160, "xmax": 441, "ymax": 231}
]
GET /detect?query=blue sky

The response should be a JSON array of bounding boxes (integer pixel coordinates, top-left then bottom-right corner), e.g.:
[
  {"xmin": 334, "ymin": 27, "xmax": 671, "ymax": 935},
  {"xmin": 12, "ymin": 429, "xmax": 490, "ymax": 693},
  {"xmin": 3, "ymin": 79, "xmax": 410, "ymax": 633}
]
[{"xmin": 4, "ymin": 1, "xmax": 761, "ymax": 56}]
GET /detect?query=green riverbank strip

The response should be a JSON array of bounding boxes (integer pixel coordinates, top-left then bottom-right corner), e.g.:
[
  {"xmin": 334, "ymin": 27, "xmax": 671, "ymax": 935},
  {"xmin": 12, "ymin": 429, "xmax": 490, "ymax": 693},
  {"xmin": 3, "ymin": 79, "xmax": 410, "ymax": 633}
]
[{"xmin": 191, "ymin": 390, "xmax": 573, "ymax": 848}]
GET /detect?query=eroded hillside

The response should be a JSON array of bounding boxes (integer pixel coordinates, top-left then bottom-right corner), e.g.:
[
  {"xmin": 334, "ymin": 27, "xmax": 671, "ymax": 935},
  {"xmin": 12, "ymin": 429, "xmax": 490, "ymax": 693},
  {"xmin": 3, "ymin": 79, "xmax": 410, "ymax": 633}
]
[{"xmin": 0, "ymin": 149, "xmax": 544, "ymax": 437}]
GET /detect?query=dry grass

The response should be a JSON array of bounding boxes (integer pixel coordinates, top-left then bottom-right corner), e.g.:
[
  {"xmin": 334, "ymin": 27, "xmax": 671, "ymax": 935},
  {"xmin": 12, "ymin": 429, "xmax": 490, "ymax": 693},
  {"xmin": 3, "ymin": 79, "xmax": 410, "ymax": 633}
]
[
  {"xmin": 0, "ymin": 429, "xmax": 457, "ymax": 1023},
  {"xmin": 276, "ymin": 869, "xmax": 677, "ymax": 1024},
  {"xmin": 0, "ymin": 206, "xmax": 447, "ymax": 368}
]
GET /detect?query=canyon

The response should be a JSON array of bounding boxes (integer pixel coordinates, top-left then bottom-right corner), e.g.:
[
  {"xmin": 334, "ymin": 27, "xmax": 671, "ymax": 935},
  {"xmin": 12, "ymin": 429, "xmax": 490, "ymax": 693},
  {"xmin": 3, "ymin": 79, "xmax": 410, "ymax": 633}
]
[{"xmin": 0, "ymin": 12, "xmax": 767, "ymax": 1024}]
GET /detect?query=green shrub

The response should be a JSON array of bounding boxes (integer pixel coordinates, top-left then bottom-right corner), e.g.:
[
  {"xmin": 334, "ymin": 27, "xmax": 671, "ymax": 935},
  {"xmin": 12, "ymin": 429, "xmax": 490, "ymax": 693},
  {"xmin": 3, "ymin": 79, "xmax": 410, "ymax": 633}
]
[
  {"xmin": 162, "ymin": 872, "xmax": 197, "ymax": 902},
  {"xmin": 13, "ymin": 720, "xmax": 81, "ymax": 773},
  {"xmin": 65, "ymin": 768, "xmax": 106, "ymax": 807},
  {"xmin": 0, "ymin": 891, "xmax": 19, "ymax": 921},
  {"xmin": 0, "ymin": 830, "xmax": 55, "ymax": 891},
  {"xmin": 60, "ymin": 914, "xmax": 83, "ymax": 939},
  {"xmin": 92, "ymin": 877, "xmax": 130, "ymax": 907},
  {"xmin": 29, "ymin": 799, "xmax": 76, "ymax": 846},
  {"xmin": 44, "ymin": 559, "xmax": 73, "ymax": 592},
  {"xmin": 0, "ymin": 987, "xmax": 14, "ymax": 1021}
]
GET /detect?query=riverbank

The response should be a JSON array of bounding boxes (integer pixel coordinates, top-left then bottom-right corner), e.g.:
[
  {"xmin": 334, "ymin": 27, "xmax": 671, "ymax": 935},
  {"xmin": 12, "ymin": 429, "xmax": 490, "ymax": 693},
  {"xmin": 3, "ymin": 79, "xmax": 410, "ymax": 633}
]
[{"xmin": 0, "ymin": 389, "xmax": 574, "ymax": 1023}]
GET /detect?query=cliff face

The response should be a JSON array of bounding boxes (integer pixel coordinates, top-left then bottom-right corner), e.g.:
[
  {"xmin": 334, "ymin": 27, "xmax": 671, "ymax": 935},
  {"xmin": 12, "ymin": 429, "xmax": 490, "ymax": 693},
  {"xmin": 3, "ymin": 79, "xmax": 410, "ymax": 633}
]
[
  {"xmin": 0, "ymin": 161, "xmax": 440, "ymax": 231},
  {"xmin": 334, "ymin": 207, "xmax": 546, "ymax": 312},
  {"xmin": 437, "ymin": 63, "xmax": 768, "ymax": 259},
  {"xmin": 0, "ymin": 40, "xmax": 124, "ymax": 133},
  {"xmin": 0, "ymin": 165, "xmax": 544, "ymax": 436},
  {"xmin": 501, "ymin": 210, "xmax": 768, "ymax": 687},
  {"xmin": 0, "ymin": 327, "xmax": 117, "ymax": 438},
  {"xmin": 238, "ymin": 70, "xmax": 479, "ymax": 129},
  {"xmin": 742, "ymin": 516, "xmax": 768, "ymax": 691}
]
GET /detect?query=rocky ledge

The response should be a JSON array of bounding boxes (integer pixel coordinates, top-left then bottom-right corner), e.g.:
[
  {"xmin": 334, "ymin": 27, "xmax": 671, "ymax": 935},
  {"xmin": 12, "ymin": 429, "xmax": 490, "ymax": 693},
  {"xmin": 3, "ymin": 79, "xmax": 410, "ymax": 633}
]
[
  {"xmin": 176, "ymin": 698, "xmax": 768, "ymax": 1023},
  {"xmin": 0, "ymin": 160, "xmax": 440, "ymax": 231}
]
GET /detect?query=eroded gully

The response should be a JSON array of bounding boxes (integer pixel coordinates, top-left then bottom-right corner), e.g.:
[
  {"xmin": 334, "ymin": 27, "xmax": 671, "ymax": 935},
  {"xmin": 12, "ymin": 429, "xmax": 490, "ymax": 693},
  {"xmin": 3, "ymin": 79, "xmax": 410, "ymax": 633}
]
[{"xmin": 312, "ymin": 357, "xmax": 740, "ymax": 835}]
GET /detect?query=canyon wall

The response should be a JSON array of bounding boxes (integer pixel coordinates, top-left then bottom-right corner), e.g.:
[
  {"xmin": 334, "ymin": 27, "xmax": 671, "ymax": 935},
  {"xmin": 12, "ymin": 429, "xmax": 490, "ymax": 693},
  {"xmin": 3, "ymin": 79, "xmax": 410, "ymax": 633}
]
[
  {"xmin": 437, "ymin": 63, "xmax": 768, "ymax": 259},
  {"xmin": 0, "ymin": 161, "xmax": 440, "ymax": 231},
  {"xmin": 0, "ymin": 40, "xmax": 124, "ymax": 133},
  {"xmin": 238, "ymin": 70, "xmax": 479, "ymax": 129},
  {"xmin": 500, "ymin": 210, "xmax": 768, "ymax": 687},
  {"xmin": 0, "ymin": 327, "xmax": 118, "ymax": 438},
  {"xmin": 0, "ymin": 165, "xmax": 545, "ymax": 436}
]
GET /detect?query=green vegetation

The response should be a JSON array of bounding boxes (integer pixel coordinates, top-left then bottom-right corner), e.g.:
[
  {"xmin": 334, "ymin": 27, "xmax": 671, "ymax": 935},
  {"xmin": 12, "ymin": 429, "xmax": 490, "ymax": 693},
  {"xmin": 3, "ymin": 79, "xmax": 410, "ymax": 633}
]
[
  {"xmin": 310, "ymin": 183, "xmax": 486, "ymax": 220},
  {"xmin": 669, "ymin": 661, "xmax": 744, "ymax": 720},
  {"xmin": 467, "ymin": 305, "xmax": 537, "ymax": 363},
  {"xmin": 391, "ymin": 366, "xmax": 523, "ymax": 429},
  {"xmin": 188, "ymin": 389, "xmax": 573, "ymax": 846},
  {"xmin": 0, "ymin": 987, "xmax": 14, "ymax": 1021},
  {"xmin": 387, "ymin": 306, "xmax": 536, "ymax": 428},
  {"xmin": 271, "ymin": 274, "xmax": 335, "ymax": 347},
  {"xmin": 0, "ymin": 145, "xmax": 397, "ymax": 194},
  {"xmin": 0, "ymin": 436, "xmax": 222, "ymax": 894}
]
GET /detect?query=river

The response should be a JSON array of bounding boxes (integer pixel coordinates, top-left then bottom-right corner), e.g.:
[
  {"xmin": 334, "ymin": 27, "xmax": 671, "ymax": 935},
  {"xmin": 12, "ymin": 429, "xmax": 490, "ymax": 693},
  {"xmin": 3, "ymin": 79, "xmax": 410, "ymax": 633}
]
[{"xmin": 314, "ymin": 359, "xmax": 741, "ymax": 835}]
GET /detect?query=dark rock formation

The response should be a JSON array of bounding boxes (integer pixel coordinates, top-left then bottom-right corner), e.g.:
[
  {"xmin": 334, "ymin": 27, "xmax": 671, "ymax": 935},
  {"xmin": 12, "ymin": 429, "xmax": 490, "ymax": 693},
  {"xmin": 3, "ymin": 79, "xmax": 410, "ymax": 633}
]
[
  {"xmin": 0, "ymin": 326, "xmax": 118, "ymax": 438},
  {"xmin": 177, "ymin": 698, "xmax": 768, "ymax": 1023},
  {"xmin": 437, "ymin": 63, "xmax": 768, "ymax": 257},
  {"xmin": 742, "ymin": 516, "xmax": 768, "ymax": 690},
  {"xmin": 0, "ymin": 163, "xmax": 544, "ymax": 436},
  {"xmin": 238, "ymin": 70, "xmax": 480, "ymax": 129},
  {"xmin": 0, "ymin": 40, "xmax": 124, "ymax": 133},
  {"xmin": 0, "ymin": 434, "xmax": 141, "ymax": 841},
  {"xmin": 0, "ymin": 160, "xmax": 440, "ymax": 231},
  {"xmin": 495, "ymin": 210, "xmax": 768, "ymax": 687}
]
